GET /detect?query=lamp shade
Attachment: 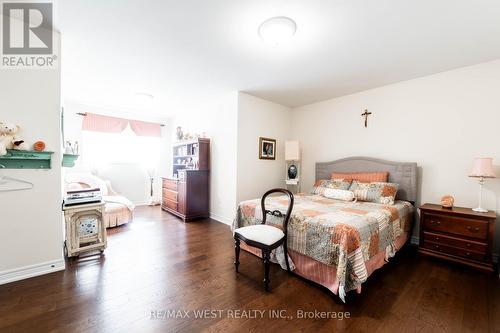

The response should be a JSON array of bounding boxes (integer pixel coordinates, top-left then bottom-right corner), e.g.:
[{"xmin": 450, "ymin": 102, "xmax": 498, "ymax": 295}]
[
  {"xmin": 285, "ymin": 140, "xmax": 300, "ymax": 161},
  {"xmin": 469, "ymin": 157, "xmax": 496, "ymax": 178}
]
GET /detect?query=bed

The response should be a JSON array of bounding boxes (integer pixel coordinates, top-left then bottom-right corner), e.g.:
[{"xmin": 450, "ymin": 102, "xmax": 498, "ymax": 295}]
[
  {"xmin": 65, "ymin": 173, "xmax": 135, "ymax": 228},
  {"xmin": 233, "ymin": 157, "xmax": 418, "ymax": 301}
]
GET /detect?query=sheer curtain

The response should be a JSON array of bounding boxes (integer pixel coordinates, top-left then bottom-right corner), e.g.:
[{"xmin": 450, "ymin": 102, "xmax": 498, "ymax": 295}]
[
  {"xmin": 78, "ymin": 113, "xmax": 163, "ymax": 204},
  {"xmin": 81, "ymin": 124, "xmax": 160, "ymax": 169}
]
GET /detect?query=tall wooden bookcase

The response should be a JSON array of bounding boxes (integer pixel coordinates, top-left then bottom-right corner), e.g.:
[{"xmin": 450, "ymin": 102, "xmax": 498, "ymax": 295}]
[{"xmin": 161, "ymin": 138, "xmax": 210, "ymax": 222}]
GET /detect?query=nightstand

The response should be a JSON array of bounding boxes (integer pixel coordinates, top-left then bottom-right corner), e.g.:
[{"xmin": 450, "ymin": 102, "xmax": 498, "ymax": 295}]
[
  {"xmin": 285, "ymin": 179, "xmax": 300, "ymax": 194},
  {"xmin": 63, "ymin": 202, "xmax": 107, "ymax": 257},
  {"xmin": 419, "ymin": 203, "xmax": 496, "ymax": 272}
]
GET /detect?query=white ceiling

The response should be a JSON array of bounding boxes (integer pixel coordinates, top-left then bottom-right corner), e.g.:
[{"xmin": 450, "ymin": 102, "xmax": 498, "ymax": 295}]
[{"xmin": 59, "ymin": 0, "xmax": 500, "ymax": 115}]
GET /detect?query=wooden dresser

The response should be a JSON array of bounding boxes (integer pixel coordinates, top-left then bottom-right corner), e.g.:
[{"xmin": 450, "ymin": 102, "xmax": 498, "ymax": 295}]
[
  {"xmin": 162, "ymin": 138, "xmax": 210, "ymax": 222},
  {"xmin": 419, "ymin": 203, "xmax": 496, "ymax": 272}
]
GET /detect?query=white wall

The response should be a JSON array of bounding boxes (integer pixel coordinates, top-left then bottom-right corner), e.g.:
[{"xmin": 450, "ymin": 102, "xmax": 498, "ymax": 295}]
[
  {"xmin": 63, "ymin": 102, "xmax": 172, "ymax": 205},
  {"xmin": 170, "ymin": 92, "xmax": 290, "ymax": 224},
  {"xmin": 236, "ymin": 93, "xmax": 291, "ymax": 203},
  {"xmin": 291, "ymin": 59, "xmax": 500, "ymax": 247},
  {"xmin": 171, "ymin": 91, "xmax": 239, "ymax": 224},
  {"xmin": 0, "ymin": 44, "xmax": 63, "ymax": 282}
]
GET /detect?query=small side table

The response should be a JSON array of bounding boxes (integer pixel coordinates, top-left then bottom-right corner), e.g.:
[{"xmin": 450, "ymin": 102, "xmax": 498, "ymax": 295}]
[
  {"xmin": 286, "ymin": 179, "xmax": 300, "ymax": 194},
  {"xmin": 63, "ymin": 202, "xmax": 107, "ymax": 257}
]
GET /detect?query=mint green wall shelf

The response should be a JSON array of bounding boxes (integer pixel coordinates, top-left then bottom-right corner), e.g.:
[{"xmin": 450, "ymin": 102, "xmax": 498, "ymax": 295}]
[
  {"xmin": 62, "ymin": 154, "xmax": 79, "ymax": 167},
  {"xmin": 0, "ymin": 149, "xmax": 54, "ymax": 169}
]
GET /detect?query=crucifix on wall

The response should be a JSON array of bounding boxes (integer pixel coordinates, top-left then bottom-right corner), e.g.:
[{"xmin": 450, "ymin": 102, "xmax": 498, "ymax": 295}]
[{"xmin": 361, "ymin": 109, "xmax": 372, "ymax": 128}]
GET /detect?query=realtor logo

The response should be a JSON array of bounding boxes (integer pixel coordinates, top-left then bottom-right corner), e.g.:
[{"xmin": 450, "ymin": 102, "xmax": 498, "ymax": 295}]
[{"xmin": 1, "ymin": 1, "xmax": 56, "ymax": 68}]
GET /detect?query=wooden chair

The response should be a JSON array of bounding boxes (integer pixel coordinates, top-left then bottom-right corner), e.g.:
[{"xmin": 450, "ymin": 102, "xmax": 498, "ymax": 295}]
[{"xmin": 233, "ymin": 188, "xmax": 294, "ymax": 291}]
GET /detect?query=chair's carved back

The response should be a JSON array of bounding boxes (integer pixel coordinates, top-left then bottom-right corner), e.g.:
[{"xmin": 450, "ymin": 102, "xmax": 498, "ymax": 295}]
[{"xmin": 260, "ymin": 188, "xmax": 294, "ymax": 236}]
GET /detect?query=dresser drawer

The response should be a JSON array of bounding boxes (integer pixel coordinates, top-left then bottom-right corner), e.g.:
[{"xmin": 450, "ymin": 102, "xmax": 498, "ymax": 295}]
[
  {"xmin": 162, "ymin": 178, "xmax": 178, "ymax": 191},
  {"xmin": 422, "ymin": 231, "xmax": 487, "ymax": 253},
  {"xmin": 423, "ymin": 241, "xmax": 485, "ymax": 261},
  {"xmin": 162, "ymin": 199, "xmax": 178, "ymax": 211},
  {"xmin": 423, "ymin": 214, "xmax": 488, "ymax": 240},
  {"xmin": 163, "ymin": 189, "xmax": 178, "ymax": 202}
]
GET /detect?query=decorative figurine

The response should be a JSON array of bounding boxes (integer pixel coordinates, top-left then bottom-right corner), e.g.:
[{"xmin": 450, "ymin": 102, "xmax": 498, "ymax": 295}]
[
  {"xmin": 288, "ymin": 164, "xmax": 298, "ymax": 179},
  {"xmin": 176, "ymin": 126, "xmax": 184, "ymax": 141},
  {"xmin": 441, "ymin": 195, "xmax": 454, "ymax": 208}
]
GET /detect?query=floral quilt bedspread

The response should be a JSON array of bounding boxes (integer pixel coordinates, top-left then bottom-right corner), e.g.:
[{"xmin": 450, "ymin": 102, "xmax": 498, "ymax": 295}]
[{"xmin": 233, "ymin": 194, "xmax": 413, "ymax": 300}]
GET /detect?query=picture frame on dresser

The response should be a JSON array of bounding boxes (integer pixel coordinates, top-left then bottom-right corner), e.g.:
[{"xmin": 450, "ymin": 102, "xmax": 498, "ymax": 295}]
[{"xmin": 419, "ymin": 203, "xmax": 496, "ymax": 272}]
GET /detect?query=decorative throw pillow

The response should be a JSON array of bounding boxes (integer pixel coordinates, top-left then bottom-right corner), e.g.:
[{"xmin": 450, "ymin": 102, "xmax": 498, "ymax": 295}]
[
  {"xmin": 349, "ymin": 181, "xmax": 399, "ymax": 205},
  {"xmin": 331, "ymin": 172, "xmax": 389, "ymax": 183},
  {"xmin": 322, "ymin": 188, "xmax": 356, "ymax": 202},
  {"xmin": 311, "ymin": 179, "xmax": 352, "ymax": 195}
]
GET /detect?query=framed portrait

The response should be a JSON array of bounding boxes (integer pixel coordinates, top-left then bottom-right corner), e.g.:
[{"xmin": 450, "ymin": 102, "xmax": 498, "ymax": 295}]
[{"xmin": 259, "ymin": 137, "xmax": 276, "ymax": 160}]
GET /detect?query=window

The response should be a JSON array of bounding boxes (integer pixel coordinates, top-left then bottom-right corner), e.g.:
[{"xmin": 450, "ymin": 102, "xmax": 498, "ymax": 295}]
[{"xmin": 81, "ymin": 123, "xmax": 160, "ymax": 169}]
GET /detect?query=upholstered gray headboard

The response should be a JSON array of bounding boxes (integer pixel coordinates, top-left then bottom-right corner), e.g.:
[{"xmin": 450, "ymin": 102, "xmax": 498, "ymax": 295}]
[{"xmin": 315, "ymin": 157, "xmax": 418, "ymax": 202}]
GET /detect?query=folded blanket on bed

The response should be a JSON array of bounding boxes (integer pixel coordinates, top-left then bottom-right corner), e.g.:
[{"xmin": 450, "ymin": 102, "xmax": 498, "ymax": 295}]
[{"xmin": 233, "ymin": 194, "xmax": 413, "ymax": 301}]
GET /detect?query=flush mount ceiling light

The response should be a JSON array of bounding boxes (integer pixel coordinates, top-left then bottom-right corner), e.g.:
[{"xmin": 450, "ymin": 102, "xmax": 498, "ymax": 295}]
[
  {"xmin": 258, "ymin": 16, "xmax": 297, "ymax": 46},
  {"xmin": 134, "ymin": 92, "xmax": 154, "ymax": 106},
  {"xmin": 135, "ymin": 92, "xmax": 154, "ymax": 100}
]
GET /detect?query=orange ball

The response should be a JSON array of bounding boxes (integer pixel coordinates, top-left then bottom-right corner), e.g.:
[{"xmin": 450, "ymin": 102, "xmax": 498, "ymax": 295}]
[{"xmin": 33, "ymin": 141, "xmax": 46, "ymax": 152}]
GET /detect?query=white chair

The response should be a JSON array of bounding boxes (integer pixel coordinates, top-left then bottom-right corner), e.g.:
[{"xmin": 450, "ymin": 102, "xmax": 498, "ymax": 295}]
[{"xmin": 233, "ymin": 188, "xmax": 294, "ymax": 291}]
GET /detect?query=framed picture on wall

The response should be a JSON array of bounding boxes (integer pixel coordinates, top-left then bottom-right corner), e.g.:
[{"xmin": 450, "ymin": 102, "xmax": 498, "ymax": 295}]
[{"xmin": 259, "ymin": 137, "xmax": 276, "ymax": 160}]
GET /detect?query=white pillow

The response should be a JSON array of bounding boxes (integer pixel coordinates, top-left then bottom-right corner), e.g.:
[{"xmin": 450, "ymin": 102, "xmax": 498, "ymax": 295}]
[{"xmin": 322, "ymin": 188, "xmax": 357, "ymax": 202}]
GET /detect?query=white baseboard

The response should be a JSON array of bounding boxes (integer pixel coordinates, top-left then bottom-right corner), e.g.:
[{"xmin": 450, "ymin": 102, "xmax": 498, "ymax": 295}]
[
  {"xmin": 209, "ymin": 212, "xmax": 233, "ymax": 225},
  {"xmin": 0, "ymin": 259, "xmax": 65, "ymax": 285},
  {"xmin": 134, "ymin": 201, "xmax": 151, "ymax": 206}
]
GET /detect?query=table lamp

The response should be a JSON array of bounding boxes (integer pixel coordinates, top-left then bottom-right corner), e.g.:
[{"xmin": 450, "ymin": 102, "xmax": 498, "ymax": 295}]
[{"xmin": 469, "ymin": 157, "xmax": 496, "ymax": 213}]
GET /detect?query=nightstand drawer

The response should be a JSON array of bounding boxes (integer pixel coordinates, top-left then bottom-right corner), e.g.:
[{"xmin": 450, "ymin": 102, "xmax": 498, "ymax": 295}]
[
  {"xmin": 424, "ymin": 214, "xmax": 488, "ymax": 240},
  {"xmin": 422, "ymin": 231, "xmax": 487, "ymax": 253},
  {"xmin": 423, "ymin": 241, "xmax": 485, "ymax": 261}
]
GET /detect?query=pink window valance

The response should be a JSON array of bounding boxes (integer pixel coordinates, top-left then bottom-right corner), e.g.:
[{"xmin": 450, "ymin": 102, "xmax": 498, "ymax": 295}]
[
  {"xmin": 82, "ymin": 113, "xmax": 128, "ymax": 133},
  {"xmin": 129, "ymin": 119, "xmax": 162, "ymax": 137},
  {"xmin": 82, "ymin": 113, "xmax": 161, "ymax": 137}
]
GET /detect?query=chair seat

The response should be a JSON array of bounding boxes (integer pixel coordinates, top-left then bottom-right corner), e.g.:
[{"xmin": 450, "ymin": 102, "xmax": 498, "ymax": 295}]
[{"xmin": 234, "ymin": 224, "xmax": 284, "ymax": 246}]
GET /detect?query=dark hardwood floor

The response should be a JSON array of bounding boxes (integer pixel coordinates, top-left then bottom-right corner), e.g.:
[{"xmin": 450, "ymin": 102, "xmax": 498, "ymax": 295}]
[{"xmin": 1, "ymin": 206, "xmax": 499, "ymax": 333}]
